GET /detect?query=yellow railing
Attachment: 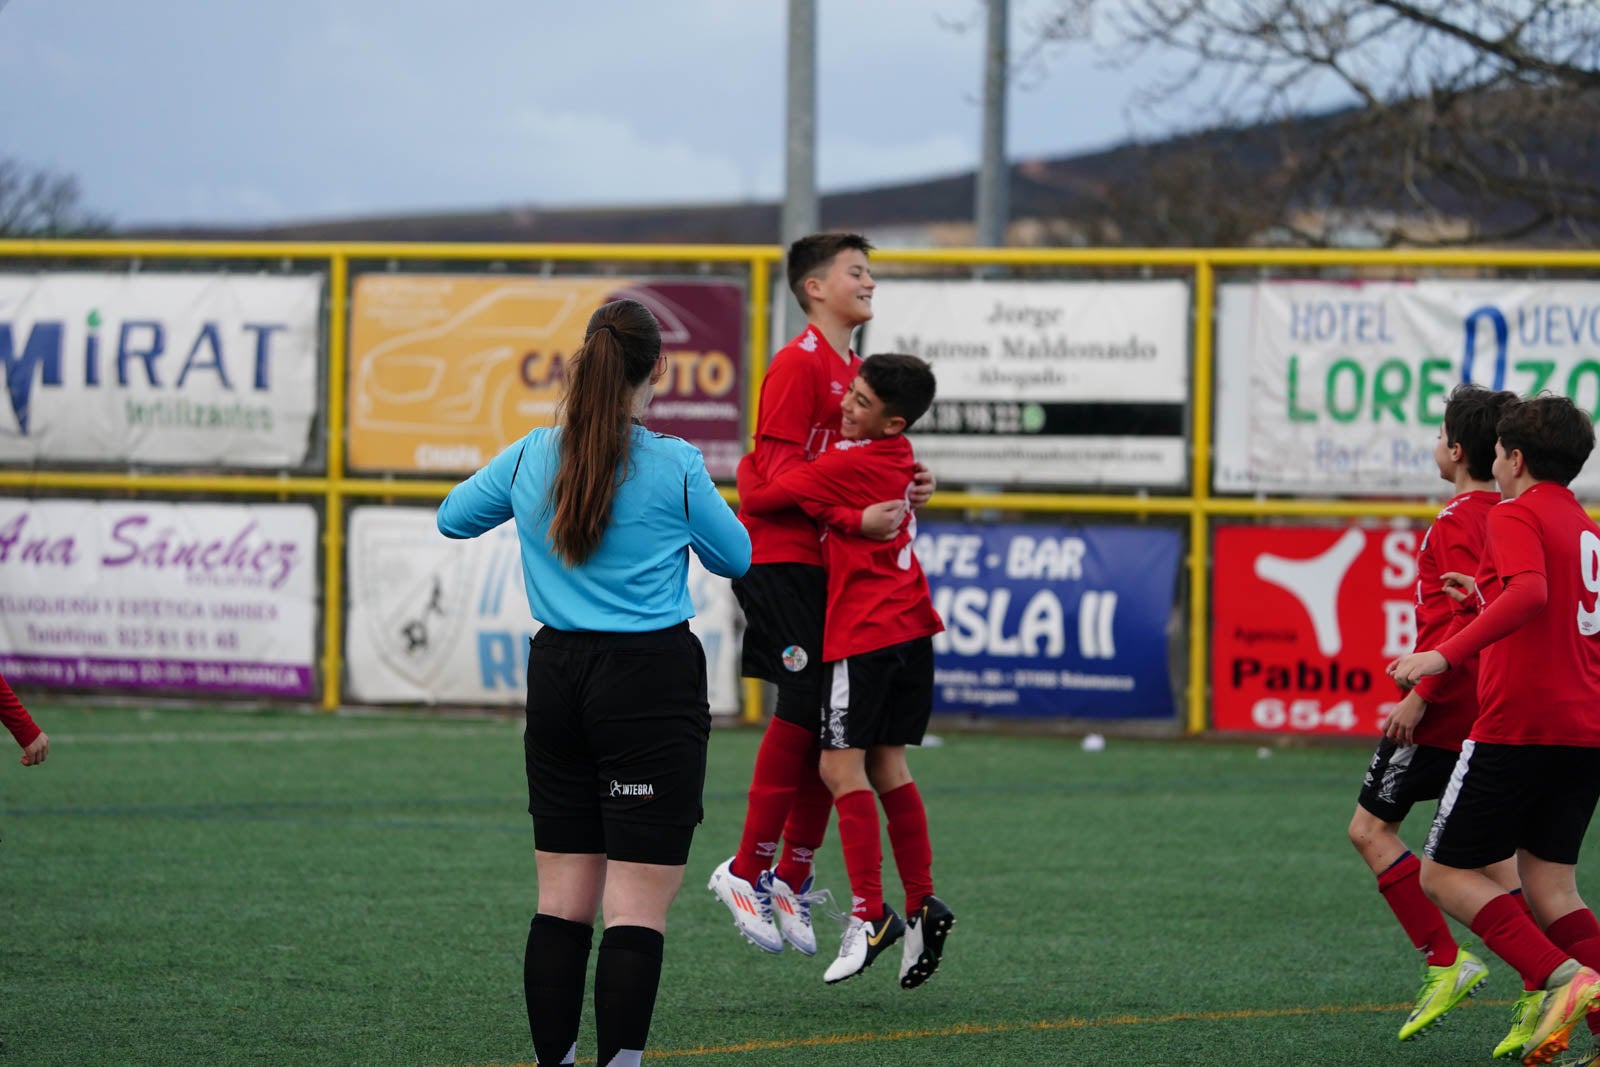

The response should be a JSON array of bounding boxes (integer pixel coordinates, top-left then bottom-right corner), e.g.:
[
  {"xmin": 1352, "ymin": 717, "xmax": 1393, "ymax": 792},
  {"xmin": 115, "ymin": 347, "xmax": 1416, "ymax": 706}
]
[{"xmin": 4, "ymin": 239, "xmax": 1599, "ymax": 732}]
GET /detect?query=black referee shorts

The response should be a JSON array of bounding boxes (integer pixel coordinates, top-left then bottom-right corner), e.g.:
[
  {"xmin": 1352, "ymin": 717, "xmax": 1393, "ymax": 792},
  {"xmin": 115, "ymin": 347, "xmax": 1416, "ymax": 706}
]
[
  {"xmin": 733, "ymin": 562, "xmax": 827, "ymax": 728},
  {"xmin": 523, "ymin": 622, "xmax": 710, "ymax": 866}
]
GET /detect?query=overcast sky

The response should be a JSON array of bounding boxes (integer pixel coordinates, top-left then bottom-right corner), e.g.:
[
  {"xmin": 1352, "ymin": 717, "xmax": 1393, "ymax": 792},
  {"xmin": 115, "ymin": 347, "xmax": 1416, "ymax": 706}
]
[{"xmin": 1, "ymin": 0, "xmax": 1290, "ymax": 228}]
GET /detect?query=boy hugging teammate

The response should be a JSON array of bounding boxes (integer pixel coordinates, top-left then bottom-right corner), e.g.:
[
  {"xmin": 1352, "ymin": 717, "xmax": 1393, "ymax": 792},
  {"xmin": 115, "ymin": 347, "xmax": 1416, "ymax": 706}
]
[{"xmin": 738, "ymin": 354, "xmax": 953, "ymax": 986}]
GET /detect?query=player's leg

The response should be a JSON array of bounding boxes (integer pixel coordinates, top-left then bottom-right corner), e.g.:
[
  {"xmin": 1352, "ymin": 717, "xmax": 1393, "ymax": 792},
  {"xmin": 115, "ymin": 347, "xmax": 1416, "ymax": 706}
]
[
  {"xmin": 1517, "ymin": 748, "xmax": 1600, "ymax": 1055},
  {"xmin": 522, "ymin": 631, "xmax": 605, "ymax": 1067},
  {"xmin": 768, "ymin": 675, "xmax": 834, "ymax": 956},
  {"xmin": 710, "ymin": 566, "xmax": 825, "ymax": 953},
  {"xmin": 1350, "ymin": 738, "xmax": 1482, "ymax": 1038},
  {"xmin": 589, "ymin": 624, "xmax": 711, "ymax": 1067},
  {"xmin": 819, "ymin": 657, "xmax": 903, "ymax": 983},
  {"xmin": 1421, "ymin": 743, "xmax": 1599, "ymax": 1062}
]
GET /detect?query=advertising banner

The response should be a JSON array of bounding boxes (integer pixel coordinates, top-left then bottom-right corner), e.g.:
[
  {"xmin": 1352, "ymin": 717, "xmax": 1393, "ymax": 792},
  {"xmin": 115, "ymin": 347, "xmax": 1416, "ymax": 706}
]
[
  {"xmin": 1216, "ymin": 279, "xmax": 1600, "ymax": 495},
  {"xmin": 348, "ymin": 276, "xmax": 745, "ymax": 478},
  {"xmin": 0, "ymin": 499, "xmax": 318, "ymax": 698},
  {"xmin": 344, "ymin": 506, "xmax": 742, "ymax": 714},
  {"xmin": 915, "ymin": 521, "xmax": 1181, "ymax": 718},
  {"xmin": 863, "ymin": 281, "xmax": 1190, "ymax": 487},
  {"xmin": 0, "ymin": 273, "xmax": 322, "ymax": 467},
  {"xmin": 1211, "ymin": 524, "xmax": 1420, "ymax": 736}
]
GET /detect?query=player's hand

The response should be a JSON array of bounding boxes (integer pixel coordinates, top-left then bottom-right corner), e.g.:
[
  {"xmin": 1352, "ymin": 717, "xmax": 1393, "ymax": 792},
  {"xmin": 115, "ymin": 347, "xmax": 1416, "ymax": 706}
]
[
  {"xmin": 20, "ymin": 732, "xmax": 49, "ymax": 766},
  {"xmin": 860, "ymin": 500, "xmax": 907, "ymax": 540},
  {"xmin": 908, "ymin": 463, "xmax": 936, "ymax": 509},
  {"xmin": 1440, "ymin": 571, "xmax": 1477, "ymax": 604},
  {"xmin": 1387, "ymin": 650, "xmax": 1449, "ymax": 688},
  {"xmin": 1382, "ymin": 691, "xmax": 1427, "ymax": 746}
]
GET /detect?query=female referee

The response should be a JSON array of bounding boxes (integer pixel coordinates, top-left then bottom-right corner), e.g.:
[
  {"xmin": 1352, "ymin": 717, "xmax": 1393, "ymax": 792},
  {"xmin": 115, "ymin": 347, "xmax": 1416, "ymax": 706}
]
[{"xmin": 437, "ymin": 298, "xmax": 751, "ymax": 1067}]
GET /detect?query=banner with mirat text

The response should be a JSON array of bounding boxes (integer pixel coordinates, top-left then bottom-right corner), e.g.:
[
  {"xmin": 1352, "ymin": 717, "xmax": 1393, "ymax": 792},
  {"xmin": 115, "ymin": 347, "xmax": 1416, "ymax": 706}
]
[
  {"xmin": 0, "ymin": 499, "xmax": 317, "ymax": 697},
  {"xmin": 914, "ymin": 521, "xmax": 1181, "ymax": 718},
  {"xmin": 0, "ymin": 273, "xmax": 323, "ymax": 467},
  {"xmin": 343, "ymin": 506, "xmax": 742, "ymax": 714},
  {"xmin": 347, "ymin": 276, "xmax": 745, "ymax": 478},
  {"xmin": 1215, "ymin": 279, "xmax": 1600, "ymax": 495},
  {"xmin": 863, "ymin": 280, "xmax": 1191, "ymax": 487}
]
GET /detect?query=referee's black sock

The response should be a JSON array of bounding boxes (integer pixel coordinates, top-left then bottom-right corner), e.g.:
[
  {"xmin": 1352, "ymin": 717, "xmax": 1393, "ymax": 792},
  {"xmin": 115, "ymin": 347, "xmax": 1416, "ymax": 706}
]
[
  {"xmin": 525, "ymin": 913, "xmax": 594, "ymax": 1066},
  {"xmin": 593, "ymin": 924, "xmax": 665, "ymax": 1067}
]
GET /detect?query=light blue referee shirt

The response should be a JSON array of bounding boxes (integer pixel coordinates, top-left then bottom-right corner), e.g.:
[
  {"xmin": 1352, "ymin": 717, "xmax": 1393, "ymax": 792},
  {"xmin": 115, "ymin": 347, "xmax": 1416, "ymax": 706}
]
[{"xmin": 437, "ymin": 425, "xmax": 750, "ymax": 633}]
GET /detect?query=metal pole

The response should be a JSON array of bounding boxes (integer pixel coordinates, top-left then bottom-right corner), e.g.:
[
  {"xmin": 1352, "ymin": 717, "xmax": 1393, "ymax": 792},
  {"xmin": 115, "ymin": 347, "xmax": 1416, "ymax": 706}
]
[
  {"xmin": 975, "ymin": 0, "xmax": 1010, "ymax": 247},
  {"xmin": 781, "ymin": 0, "xmax": 818, "ymax": 341}
]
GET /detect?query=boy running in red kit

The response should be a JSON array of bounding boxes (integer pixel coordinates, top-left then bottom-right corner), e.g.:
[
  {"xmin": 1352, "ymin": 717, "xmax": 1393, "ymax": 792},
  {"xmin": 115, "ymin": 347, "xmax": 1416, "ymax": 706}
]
[
  {"xmin": 708, "ymin": 235, "xmax": 932, "ymax": 958},
  {"xmin": 1390, "ymin": 394, "xmax": 1600, "ymax": 1066},
  {"xmin": 738, "ymin": 354, "xmax": 951, "ymax": 988},
  {"xmin": 1349, "ymin": 384, "xmax": 1519, "ymax": 1041}
]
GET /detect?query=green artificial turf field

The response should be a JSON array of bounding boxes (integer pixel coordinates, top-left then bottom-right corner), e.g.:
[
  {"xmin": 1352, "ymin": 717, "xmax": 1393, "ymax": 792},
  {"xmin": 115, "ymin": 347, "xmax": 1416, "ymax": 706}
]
[{"xmin": 3, "ymin": 703, "xmax": 1593, "ymax": 1065}]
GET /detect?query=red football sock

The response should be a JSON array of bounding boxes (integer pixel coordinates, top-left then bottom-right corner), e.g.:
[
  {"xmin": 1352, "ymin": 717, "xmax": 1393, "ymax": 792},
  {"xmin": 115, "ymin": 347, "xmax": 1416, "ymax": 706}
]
[
  {"xmin": 732, "ymin": 718, "xmax": 817, "ymax": 884},
  {"xmin": 833, "ymin": 789, "xmax": 883, "ymax": 921},
  {"xmin": 774, "ymin": 768, "xmax": 832, "ymax": 889},
  {"xmin": 881, "ymin": 781, "xmax": 934, "ymax": 915},
  {"xmin": 1376, "ymin": 852, "xmax": 1457, "ymax": 967},
  {"xmin": 1510, "ymin": 888, "xmax": 1537, "ymax": 921},
  {"xmin": 1545, "ymin": 908, "xmax": 1600, "ymax": 1035},
  {"xmin": 1470, "ymin": 893, "xmax": 1572, "ymax": 990}
]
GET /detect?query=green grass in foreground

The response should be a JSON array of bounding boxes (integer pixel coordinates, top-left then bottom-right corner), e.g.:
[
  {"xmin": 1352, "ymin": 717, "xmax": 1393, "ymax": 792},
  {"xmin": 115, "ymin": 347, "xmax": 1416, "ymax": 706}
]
[{"xmin": 2, "ymin": 704, "xmax": 1593, "ymax": 1066}]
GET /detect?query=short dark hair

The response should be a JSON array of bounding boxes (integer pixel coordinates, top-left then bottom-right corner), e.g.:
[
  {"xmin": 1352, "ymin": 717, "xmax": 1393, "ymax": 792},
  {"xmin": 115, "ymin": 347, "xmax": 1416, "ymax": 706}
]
[
  {"xmin": 860, "ymin": 353, "xmax": 936, "ymax": 429},
  {"xmin": 1443, "ymin": 383, "xmax": 1518, "ymax": 481},
  {"xmin": 1496, "ymin": 393, "xmax": 1595, "ymax": 486},
  {"xmin": 786, "ymin": 232, "xmax": 873, "ymax": 310}
]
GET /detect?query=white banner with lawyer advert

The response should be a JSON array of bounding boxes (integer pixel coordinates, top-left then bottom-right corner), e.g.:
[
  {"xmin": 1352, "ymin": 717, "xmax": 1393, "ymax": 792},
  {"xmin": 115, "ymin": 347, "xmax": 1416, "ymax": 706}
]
[
  {"xmin": 1216, "ymin": 279, "xmax": 1600, "ymax": 495},
  {"xmin": 0, "ymin": 499, "xmax": 317, "ymax": 697},
  {"xmin": 0, "ymin": 273, "xmax": 322, "ymax": 466},
  {"xmin": 862, "ymin": 280, "xmax": 1190, "ymax": 487},
  {"xmin": 344, "ymin": 506, "xmax": 742, "ymax": 714}
]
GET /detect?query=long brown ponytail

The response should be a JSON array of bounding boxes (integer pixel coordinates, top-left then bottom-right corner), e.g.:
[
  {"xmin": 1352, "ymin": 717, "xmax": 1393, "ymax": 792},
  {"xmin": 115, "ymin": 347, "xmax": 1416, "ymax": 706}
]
[{"xmin": 549, "ymin": 299, "xmax": 662, "ymax": 566}]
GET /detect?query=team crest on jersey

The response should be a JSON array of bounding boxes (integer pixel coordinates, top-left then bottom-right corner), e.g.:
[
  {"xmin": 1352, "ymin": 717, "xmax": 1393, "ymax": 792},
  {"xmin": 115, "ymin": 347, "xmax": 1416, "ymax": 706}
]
[
  {"xmin": 798, "ymin": 329, "xmax": 819, "ymax": 352},
  {"xmin": 782, "ymin": 644, "xmax": 809, "ymax": 672}
]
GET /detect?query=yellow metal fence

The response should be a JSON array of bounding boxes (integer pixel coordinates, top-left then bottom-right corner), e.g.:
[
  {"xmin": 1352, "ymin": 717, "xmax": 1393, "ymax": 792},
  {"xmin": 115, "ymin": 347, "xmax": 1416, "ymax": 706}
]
[{"xmin": 3, "ymin": 239, "xmax": 1598, "ymax": 732}]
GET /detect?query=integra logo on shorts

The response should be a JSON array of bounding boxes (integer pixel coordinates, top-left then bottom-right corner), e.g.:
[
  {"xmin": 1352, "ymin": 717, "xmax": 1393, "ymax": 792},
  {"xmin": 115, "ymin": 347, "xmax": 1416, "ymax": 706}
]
[{"xmin": 609, "ymin": 780, "xmax": 655, "ymax": 798}]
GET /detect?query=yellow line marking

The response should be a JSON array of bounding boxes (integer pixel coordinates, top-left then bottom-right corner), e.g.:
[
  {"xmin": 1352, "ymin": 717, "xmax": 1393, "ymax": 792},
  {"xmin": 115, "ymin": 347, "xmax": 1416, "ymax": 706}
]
[{"xmin": 452, "ymin": 994, "xmax": 1518, "ymax": 1065}]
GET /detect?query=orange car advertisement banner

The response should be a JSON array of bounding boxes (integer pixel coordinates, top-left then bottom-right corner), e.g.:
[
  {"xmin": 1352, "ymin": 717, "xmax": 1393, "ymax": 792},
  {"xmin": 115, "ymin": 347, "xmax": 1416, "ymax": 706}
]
[{"xmin": 348, "ymin": 276, "xmax": 745, "ymax": 477}]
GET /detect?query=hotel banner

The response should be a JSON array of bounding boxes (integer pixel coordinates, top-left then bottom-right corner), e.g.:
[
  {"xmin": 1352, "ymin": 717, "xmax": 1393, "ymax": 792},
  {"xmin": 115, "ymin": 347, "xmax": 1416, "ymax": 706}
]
[{"xmin": 1216, "ymin": 280, "xmax": 1600, "ymax": 495}]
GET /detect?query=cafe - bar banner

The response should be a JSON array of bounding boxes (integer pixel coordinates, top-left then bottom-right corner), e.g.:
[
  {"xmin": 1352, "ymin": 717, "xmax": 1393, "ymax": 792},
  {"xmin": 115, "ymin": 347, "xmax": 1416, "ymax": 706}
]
[
  {"xmin": 347, "ymin": 276, "xmax": 745, "ymax": 478},
  {"xmin": 0, "ymin": 273, "xmax": 322, "ymax": 466},
  {"xmin": 0, "ymin": 498, "xmax": 318, "ymax": 698},
  {"xmin": 1215, "ymin": 279, "xmax": 1600, "ymax": 496},
  {"xmin": 864, "ymin": 280, "xmax": 1190, "ymax": 487}
]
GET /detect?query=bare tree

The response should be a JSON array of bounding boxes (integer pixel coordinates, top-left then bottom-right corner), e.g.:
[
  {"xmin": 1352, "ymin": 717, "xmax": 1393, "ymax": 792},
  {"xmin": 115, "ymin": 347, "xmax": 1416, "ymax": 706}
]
[
  {"xmin": 1028, "ymin": 1, "xmax": 1600, "ymax": 246},
  {"xmin": 0, "ymin": 158, "xmax": 112, "ymax": 237}
]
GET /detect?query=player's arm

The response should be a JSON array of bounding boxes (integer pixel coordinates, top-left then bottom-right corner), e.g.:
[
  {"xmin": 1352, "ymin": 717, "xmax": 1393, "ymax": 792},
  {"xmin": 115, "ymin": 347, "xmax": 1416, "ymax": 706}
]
[
  {"xmin": 0, "ymin": 674, "xmax": 46, "ymax": 765},
  {"xmin": 437, "ymin": 437, "xmax": 525, "ymax": 539},
  {"xmin": 684, "ymin": 453, "xmax": 751, "ymax": 579},
  {"xmin": 1412, "ymin": 514, "xmax": 1477, "ymax": 703},
  {"xmin": 1390, "ymin": 511, "xmax": 1547, "ymax": 684}
]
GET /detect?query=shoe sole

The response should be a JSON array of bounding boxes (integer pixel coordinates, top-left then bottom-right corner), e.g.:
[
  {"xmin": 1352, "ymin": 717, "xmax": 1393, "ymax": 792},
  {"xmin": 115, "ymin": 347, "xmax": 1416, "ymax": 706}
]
[
  {"xmin": 707, "ymin": 871, "xmax": 784, "ymax": 954},
  {"xmin": 1398, "ymin": 973, "xmax": 1487, "ymax": 1041},
  {"xmin": 1520, "ymin": 992, "xmax": 1600, "ymax": 1066},
  {"xmin": 825, "ymin": 922, "xmax": 905, "ymax": 985},
  {"xmin": 900, "ymin": 913, "xmax": 956, "ymax": 990}
]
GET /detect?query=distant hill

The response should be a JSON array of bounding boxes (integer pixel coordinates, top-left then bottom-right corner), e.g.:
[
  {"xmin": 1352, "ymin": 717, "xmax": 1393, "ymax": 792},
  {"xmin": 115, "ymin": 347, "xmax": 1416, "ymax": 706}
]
[{"xmin": 131, "ymin": 99, "xmax": 1596, "ymax": 248}]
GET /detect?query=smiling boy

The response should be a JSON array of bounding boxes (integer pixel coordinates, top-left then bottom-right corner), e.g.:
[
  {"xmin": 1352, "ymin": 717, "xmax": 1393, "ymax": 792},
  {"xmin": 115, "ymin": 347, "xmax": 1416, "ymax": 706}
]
[{"xmin": 737, "ymin": 353, "xmax": 952, "ymax": 988}]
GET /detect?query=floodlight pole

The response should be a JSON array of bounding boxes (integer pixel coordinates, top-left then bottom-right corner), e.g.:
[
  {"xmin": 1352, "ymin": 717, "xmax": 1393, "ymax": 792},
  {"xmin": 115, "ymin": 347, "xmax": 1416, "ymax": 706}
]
[
  {"xmin": 975, "ymin": 0, "xmax": 1010, "ymax": 248},
  {"xmin": 781, "ymin": 0, "xmax": 818, "ymax": 341}
]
